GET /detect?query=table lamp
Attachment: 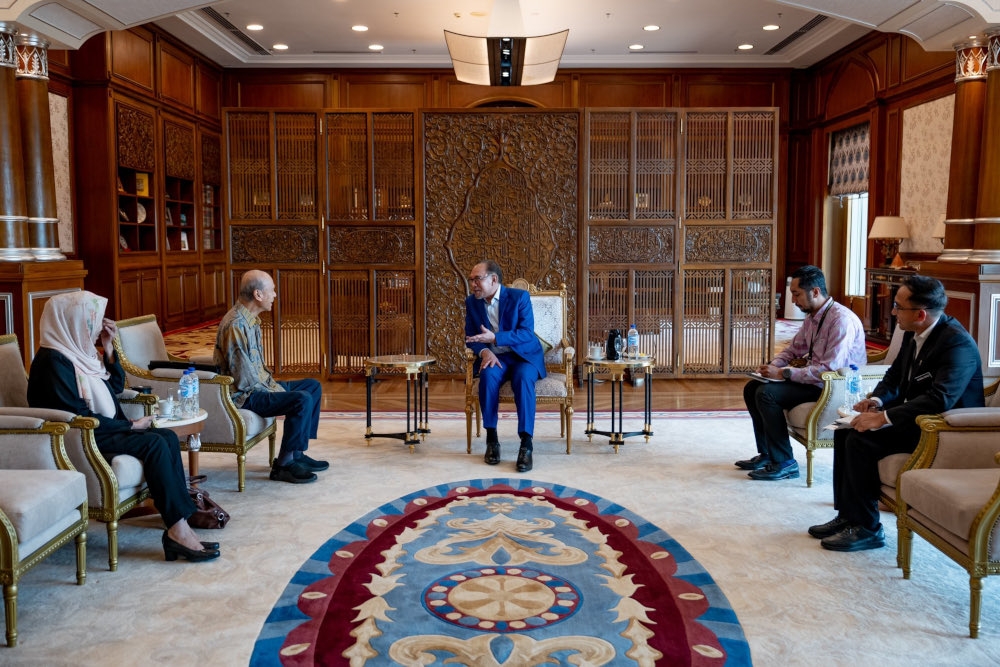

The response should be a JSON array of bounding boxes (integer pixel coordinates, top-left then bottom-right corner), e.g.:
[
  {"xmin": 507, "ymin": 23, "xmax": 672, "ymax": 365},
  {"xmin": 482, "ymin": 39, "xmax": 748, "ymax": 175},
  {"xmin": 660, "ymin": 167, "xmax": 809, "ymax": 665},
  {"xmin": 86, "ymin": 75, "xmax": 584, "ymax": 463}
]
[{"xmin": 869, "ymin": 215, "xmax": 909, "ymax": 268}]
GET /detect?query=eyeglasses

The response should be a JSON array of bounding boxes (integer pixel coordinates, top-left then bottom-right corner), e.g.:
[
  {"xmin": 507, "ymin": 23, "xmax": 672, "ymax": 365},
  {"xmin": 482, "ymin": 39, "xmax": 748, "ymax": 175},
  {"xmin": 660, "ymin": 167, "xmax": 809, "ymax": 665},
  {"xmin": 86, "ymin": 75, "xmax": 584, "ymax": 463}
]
[
  {"xmin": 892, "ymin": 301, "xmax": 922, "ymax": 311},
  {"xmin": 468, "ymin": 274, "xmax": 494, "ymax": 284}
]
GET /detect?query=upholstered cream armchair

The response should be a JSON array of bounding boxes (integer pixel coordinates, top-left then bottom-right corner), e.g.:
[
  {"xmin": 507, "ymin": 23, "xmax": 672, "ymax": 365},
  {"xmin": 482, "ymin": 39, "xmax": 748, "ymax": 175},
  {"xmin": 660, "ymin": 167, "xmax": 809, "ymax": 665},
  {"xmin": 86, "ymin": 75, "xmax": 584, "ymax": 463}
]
[
  {"xmin": 464, "ymin": 281, "xmax": 575, "ymax": 454},
  {"xmin": 895, "ymin": 394, "xmax": 1000, "ymax": 638},
  {"xmin": 0, "ymin": 333, "xmax": 151, "ymax": 572},
  {"xmin": 0, "ymin": 415, "xmax": 88, "ymax": 647},
  {"xmin": 114, "ymin": 314, "xmax": 277, "ymax": 491}
]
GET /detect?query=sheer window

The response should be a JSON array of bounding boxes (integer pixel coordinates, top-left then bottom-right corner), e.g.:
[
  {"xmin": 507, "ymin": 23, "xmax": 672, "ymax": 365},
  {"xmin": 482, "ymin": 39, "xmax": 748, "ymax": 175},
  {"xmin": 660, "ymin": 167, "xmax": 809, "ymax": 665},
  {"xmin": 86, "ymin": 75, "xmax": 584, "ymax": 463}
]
[{"xmin": 844, "ymin": 193, "xmax": 868, "ymax": 297}]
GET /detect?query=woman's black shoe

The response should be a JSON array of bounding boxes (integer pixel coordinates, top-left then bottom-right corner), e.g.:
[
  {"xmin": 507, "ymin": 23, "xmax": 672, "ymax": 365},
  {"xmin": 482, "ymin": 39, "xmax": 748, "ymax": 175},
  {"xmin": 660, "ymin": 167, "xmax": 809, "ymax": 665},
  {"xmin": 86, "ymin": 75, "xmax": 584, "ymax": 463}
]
[
  {"xmin": 162, "ymin": 531, "xmax": 220, "ymax": 562},
  {"xmin": 201, "ymin": 541, "xmax": 220, "ymax": 550}
]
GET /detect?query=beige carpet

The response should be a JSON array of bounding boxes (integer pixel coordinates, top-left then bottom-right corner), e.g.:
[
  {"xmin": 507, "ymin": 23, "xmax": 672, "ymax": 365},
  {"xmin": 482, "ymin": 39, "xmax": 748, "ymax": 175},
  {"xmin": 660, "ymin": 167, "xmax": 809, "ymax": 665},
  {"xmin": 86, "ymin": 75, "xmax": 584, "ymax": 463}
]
[{"xmin": 6, "ymin": 412, "xmax": 999, "ymax": 665}]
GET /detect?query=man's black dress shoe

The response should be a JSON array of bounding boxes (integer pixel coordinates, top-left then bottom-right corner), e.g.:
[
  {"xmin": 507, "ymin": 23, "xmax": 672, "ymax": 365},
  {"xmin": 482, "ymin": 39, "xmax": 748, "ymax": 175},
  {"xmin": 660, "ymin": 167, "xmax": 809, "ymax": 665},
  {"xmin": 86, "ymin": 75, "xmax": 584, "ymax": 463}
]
[
  {"xmin": 516, "ymin": 447, "xmax": 533, "ymax": 472},
  {"xmin": 734, "ymin": 454, "xmax": 770, "ymax": 471},
  {"xmin": 484, "ymin": 440, "xmax": 501, "ymax": 465},
  {"xmin": 162, "ymin": 532, "xmax": 220, "ymax": 562},
  {"xmin": 270, "ymin": 461, "xmax": 318, "ymax": 484},
  {"xmin": 808, "ymin": 516, "xmax": 851, "ymax": 539},
  {"xmin": 820, "ymin": 524, "xmax": 885, "ymax": 552},
  {"xmin": 748, "ymin": 460, "xmax": 799, "ymax": 480},
  {"xmin": 295, "ymin": 452, "xmax": 329, "ymax": 472}
]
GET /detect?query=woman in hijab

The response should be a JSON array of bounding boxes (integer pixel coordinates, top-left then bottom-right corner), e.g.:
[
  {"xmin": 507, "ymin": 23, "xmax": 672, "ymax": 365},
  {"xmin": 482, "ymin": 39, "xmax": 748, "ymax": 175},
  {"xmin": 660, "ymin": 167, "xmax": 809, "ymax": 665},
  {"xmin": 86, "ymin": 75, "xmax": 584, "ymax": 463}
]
[{"xmin": 27, "ymin": 291, "xmax": 219, "ymax": 563}]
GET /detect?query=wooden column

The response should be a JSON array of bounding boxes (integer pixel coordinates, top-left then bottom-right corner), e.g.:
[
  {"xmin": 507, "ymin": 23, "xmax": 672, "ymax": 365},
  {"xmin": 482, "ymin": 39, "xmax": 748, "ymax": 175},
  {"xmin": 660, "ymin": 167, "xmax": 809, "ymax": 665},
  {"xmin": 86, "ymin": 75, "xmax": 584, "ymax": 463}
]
[
  {"xmin": 940, "ymin": 40, "xmax": 987, "ymax": 262},
  {"xmin": 971, "ymin": 28, "xmax": 1000, "ymax": 263},
  {"xmin": 0, "ymin": 22, "xmax": 32, "ymax": 262},
  {"xmin": 15, "ymin": 33, "xmax": 64, "ymax": 260}
]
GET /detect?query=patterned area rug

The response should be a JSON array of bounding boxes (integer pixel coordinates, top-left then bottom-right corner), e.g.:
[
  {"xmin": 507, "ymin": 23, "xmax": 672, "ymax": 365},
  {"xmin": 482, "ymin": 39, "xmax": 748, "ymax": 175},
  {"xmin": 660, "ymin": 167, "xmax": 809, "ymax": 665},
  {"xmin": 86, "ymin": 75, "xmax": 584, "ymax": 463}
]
[{"xmin": 250, "ymin": 478, "xmax": 751, "ymax": 666}]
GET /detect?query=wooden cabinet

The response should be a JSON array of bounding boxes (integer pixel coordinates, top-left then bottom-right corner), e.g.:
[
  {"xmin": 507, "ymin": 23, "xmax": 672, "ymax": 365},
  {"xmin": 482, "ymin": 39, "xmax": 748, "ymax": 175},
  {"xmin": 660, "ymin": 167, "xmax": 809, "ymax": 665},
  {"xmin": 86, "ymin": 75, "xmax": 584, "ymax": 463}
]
[
  {"xmin": 866, "ymin": 267, "xmax": 916, "ymax": 342},
  {"xmin": 71, "ymin": 28, "xmax": 224, "ymax": 328},
  {"xmin": 584, "ymin": 109, "xmax": 777, "ymax": 377}
]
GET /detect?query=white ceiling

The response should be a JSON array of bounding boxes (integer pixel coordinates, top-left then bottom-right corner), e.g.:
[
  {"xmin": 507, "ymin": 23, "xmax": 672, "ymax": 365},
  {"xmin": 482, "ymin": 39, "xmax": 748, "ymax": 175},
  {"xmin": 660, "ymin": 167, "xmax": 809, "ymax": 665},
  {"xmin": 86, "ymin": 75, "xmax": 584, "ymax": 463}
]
[{"xmin": 2, "ymin": 0, "xmax": 997, "ymax": 70}]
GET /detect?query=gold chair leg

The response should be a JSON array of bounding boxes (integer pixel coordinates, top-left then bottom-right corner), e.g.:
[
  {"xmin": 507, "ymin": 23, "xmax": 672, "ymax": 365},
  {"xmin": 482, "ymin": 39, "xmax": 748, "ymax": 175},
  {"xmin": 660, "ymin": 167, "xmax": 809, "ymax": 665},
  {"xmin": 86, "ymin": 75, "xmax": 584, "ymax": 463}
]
[
  {"xmin": 565, "ymin": 405, "xmax": 573, "ymax": 454},
  {"xmin": 465, "ymin": 403, "xmax": 474, "ymax": 454},
  {"xmin": 107, "ymin": 519, "xmax": 119, "ymax": 572},
  {"xmin": 268, "ymin": 432, "xmax": 277, "ymax": 466},
  {"xmin": 970, "ymin": 576, "xmax": 983, "ymax": 638},
  {"xmin": 3, "ymin": 581, "xmax": 17, "ymax": 647},
  {"xmin": 75, "ymin": 530, "xmax": 87, "ymax": 585},
  {"xmin": 900, "ymin": 522, "xmax": 913, "ymax": 579},
  {"xmin": 238, "ymin": 453, "xmax": 246, "ymax": 492},
  {"xmin": 806, "ymin": 449, "xmax": 814, "ymax": 488}
]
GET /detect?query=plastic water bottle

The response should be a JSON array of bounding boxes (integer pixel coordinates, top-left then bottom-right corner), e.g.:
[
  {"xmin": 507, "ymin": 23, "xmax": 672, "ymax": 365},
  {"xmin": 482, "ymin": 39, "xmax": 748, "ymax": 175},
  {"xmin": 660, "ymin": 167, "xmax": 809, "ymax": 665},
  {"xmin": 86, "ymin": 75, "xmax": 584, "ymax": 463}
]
[
  {"xmin": 178, "ymin": 367, "xmax": 199, "ymax": 418},
  {"xmin": 189, "ymin": 367, "xmax": 199, "ymax": 418},
  {"xmin": 626, "ymin": 324, "xmax": 639, "ymax": 359},
  {"xmin": 843, "ymin": 363, "xmax": 861, "ymax": 412}
]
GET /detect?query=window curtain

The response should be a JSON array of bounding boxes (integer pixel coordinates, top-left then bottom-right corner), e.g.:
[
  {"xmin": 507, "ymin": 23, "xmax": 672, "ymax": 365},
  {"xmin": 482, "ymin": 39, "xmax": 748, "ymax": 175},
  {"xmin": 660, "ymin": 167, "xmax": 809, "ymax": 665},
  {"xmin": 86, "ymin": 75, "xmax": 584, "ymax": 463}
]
[{"xmin": 828, "ymin": 122, "xmax": 870, "ymax": 196}]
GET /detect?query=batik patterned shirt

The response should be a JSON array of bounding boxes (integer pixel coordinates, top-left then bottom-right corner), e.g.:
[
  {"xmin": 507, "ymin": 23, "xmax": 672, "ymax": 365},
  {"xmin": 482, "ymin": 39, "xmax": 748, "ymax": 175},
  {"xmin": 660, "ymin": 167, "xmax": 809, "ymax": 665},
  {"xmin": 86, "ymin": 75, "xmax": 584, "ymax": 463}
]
[
  {"xmin": 213, "ymin": 302, "xmax": 282, "ymax": 407},
  {"xmin": 774, "ymin": 297, "xmax": 867, "ymax": 387}
]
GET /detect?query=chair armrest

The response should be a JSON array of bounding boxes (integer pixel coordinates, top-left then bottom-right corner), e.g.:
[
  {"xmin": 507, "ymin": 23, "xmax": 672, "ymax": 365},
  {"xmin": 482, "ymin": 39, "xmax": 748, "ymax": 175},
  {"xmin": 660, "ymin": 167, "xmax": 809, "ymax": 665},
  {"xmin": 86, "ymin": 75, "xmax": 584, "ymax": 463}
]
[
  {"xmin": 905, "ymin": 411, "xmax": 1000, "ymax": 471},
  {"xmin": 0, "ymin": 416, "xmax": 72, "ymax": 470},
  {"xmin": 119, "ymin": 391, "xmax": 157, "ymax": 418}
]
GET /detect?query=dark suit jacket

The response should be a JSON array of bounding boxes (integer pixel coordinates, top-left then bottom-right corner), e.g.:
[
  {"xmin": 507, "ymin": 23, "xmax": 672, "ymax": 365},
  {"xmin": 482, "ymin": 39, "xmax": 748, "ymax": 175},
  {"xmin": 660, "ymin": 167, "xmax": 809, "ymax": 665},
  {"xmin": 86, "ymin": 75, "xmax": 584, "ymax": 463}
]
[
  {"xmin": 874, "ymin": 314, "xmax": 984, "ymax": 428},
  {"xmin": 465, "ymin": 286, "xmax": 546, "ymax": 378}
]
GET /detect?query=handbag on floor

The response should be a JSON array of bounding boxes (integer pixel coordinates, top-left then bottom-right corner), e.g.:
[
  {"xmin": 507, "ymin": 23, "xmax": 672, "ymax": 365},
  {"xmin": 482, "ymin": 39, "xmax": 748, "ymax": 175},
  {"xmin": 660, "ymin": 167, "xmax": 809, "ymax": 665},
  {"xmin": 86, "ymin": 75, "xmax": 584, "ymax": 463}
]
[{"xmin": 188, "ymin": 486, "xmax": 230, "ymax": 529}]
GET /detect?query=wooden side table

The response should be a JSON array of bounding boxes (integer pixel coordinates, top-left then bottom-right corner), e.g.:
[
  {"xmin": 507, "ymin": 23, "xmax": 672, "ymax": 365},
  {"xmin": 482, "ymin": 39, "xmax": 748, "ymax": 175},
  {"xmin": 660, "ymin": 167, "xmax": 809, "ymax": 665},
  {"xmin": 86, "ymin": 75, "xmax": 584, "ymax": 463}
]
[
  {"xmin": 364, "ymin": 354, "xmax": 436, "ymax": 451},
  {"xmin": 154, "ymin": 408, "xmax": 208, "ymax": 481},
  {"xmin": 584, "ymin": 356, "xmax": 655, "ymax": 452}
]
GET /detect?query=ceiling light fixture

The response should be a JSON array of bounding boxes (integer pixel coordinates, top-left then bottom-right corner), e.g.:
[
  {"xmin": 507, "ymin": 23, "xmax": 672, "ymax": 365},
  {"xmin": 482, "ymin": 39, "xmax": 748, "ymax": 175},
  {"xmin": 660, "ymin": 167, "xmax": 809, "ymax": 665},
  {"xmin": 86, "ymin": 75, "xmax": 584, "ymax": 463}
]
[
  {"xmin": 272, "ymin": 43, "xmax": 288, "ymax": 50},
  {"xmin": 445, "ymin": 0, "xmax": 568, "ymax": 86},
  {"xmin": 352, "ymin": 25, "xmax": 368, "ymax": 32},
  {"xmin": 763, "ymin": 24, "xmax": 779, "ymax": 31},
  {"xmin": 629, "ymin": 44, "xmax": 644, "ymax": 51},
  {"xmin": 643, "ymin": 25, "xmax": 660, "ymax": 32},
  {"xmin": 369, "ymin": 44, "xmax": 384, "ymax": 51},
  {"xmin": 738, "ymin": 43, "xmax": 754, "ymax": 50},
  {"xmin": 246, "ymin": 24, "xmax": 263, "ymax": 31}
]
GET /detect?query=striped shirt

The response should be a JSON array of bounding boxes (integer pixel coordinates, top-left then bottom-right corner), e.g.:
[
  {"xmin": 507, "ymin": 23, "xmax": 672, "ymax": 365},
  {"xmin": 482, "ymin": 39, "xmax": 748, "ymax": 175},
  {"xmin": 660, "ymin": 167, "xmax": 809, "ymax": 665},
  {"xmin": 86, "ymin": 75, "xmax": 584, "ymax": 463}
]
[{"xmin": 774, "ymin": 297, "xmax": 867, "ymax": 387}]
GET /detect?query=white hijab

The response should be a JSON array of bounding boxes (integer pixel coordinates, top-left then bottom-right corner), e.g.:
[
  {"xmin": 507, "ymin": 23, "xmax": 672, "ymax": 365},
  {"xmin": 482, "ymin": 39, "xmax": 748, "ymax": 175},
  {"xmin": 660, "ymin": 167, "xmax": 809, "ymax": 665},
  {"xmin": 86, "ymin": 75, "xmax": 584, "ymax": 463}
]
[{"xmin": 38, "ymin": 291, "xmax": 117, "ymax": 418}]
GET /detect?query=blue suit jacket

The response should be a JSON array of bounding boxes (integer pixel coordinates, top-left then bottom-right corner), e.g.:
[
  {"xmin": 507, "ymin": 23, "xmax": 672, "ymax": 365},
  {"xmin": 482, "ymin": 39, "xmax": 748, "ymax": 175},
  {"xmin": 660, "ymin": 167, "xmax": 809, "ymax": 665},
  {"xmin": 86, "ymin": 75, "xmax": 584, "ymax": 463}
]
[{"xmin": 465, "ymin": 286, "xmax": 546, "ymax": 378}]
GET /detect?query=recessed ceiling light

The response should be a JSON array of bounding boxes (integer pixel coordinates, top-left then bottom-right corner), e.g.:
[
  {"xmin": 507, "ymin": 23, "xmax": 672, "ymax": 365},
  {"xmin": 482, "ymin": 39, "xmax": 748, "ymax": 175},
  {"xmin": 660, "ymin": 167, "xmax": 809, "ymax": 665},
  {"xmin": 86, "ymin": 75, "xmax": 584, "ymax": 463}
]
[
  {"xmin": 969, "ymin": 35, "xmax": 978, "ymax": 39},
  {"xmin": 763, "ymin": 24, "xmax": 779, "ymax": 31},
  {"xmin": 369, "ymin": 44, "xmax": 384, "ymax": 51},
  {"xmin": 272, "ymin": 43, "xmax": 288, "ymax": 50},
  {"xmin": 629, "ymin": 44, "xmax": 644, "ymax": 51},
  {"xmin": 643, "ymin": 25, "xmax": 659, "ymax": 32},
  {"xmin": 246, "ymin": 24, "xmax": 263, "ymax": 31},
  {"xmin": 738, "ymin": 43, "xmax": 754, "ymax": 50},
  {"xmin": 352, "ymin": 25, "xmax": 368, "ymax": 32}
]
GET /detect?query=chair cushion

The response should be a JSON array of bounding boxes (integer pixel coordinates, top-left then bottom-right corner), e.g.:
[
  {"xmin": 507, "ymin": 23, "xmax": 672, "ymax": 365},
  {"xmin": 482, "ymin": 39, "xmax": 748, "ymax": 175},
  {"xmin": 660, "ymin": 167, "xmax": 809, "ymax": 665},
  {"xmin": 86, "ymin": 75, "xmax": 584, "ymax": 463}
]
[
  {"xmin": 878, "ymin": 453, "xmax": 912, "ymax": 490},
  {"xmin": 111, "ymin": 454, "xmax": 145, "ymax": 489},
  {"xmin": 0, "ymin": 470, "xmax": 86, "ymax": 544},
  {"xmin": 786, "ymin": 402, "xmax": 815, "ymax": 429},
  {"xmin": 240, "ymin": 408, "xmax": 274, "ymax": 438},
  {"xmin": 901, "ymin": 468, "xmax": 1000, "ymax": 540},
  {"xmin": 497, "ymin": 373, "xmax": 569, "ymax": 399}
]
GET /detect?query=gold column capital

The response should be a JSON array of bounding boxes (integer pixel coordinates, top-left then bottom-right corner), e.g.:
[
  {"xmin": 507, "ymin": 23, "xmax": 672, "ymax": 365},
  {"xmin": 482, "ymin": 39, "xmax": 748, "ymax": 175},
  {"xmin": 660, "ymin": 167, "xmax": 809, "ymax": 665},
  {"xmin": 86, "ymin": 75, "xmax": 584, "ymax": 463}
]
[
  {"xmin": 955, "ymin": 40, "xmax": 988, "ymax": 81},
  {"xmin": 15, "ymin": 32, "xmax": 48, "ymax": 81}
]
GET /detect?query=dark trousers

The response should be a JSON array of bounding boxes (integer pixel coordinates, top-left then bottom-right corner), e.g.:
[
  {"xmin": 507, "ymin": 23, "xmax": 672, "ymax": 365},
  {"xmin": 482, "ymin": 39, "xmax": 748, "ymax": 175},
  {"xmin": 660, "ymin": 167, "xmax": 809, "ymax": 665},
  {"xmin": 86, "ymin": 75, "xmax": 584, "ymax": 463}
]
[
  {"xmin": 478, "ymin": 352, "xmax": 541, "ymax": 439},
  {"xmin": 99, "ymin": 427, "xmax": 195, "ymax": 528},
  {"xmin": 743, "ymin": 379, "xmax": 821, "ymax": 463},
  {"xmin": 832, "ymin": 423, "xmax": 919, "ymax": 530},
  {"xmin": 242, "ymin": 379, "xmax": 322, "ymax": 459}
]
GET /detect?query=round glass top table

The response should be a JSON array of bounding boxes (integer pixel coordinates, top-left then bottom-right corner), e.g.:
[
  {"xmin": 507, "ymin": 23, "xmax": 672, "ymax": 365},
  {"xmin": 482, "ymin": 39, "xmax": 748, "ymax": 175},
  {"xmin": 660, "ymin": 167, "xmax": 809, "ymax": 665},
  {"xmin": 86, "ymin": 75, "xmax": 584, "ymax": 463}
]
[
  {"xmin": 154, "ymin": 408, "xmax": 208, "ymax": 480},
  {"xmin": 583, "ymin": 356, "xmax": 655, "ymax": 452},
  {"xmin": 364, "ymin": 354, "xmax": 437, "ymax": 451}
]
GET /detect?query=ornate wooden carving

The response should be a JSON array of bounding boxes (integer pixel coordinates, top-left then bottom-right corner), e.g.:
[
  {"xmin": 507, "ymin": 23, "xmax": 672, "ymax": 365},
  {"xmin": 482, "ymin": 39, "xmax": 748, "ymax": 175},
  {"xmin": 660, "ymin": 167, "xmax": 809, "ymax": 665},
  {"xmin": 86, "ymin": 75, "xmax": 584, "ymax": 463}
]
[
  {"xmin": 424, "ymin": 111, "xmax": 579, "ymax": 373},
  {"xmin": 201, "ymin": 133, "xmax": 221, "ymax": 185},
  {"xmin": 589, "ymin": 226, "xmax": 673, "ymax": 264},
  {"xmin": 230, "ymin": 225, "xmax": 318, "ymax": 264},
  {"xmin": 163, "ymin": 120, "xmax": 195, "ymax": 180},
  {"xmin": 684, "ymin": 225, "xmax": 772, "ymax": 263},
  {"xmin": 328, "ymin": 226, "xmax": 415, "ymax": 265},
  {"xmin": 115, "ymin": 103, "xmax": 155, "ymax": 171}
]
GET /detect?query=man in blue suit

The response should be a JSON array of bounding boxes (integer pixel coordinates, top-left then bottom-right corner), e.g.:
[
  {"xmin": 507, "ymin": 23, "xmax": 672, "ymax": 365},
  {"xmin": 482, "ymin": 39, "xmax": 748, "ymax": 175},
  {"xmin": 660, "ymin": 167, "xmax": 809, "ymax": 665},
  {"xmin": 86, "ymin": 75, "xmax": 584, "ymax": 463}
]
[{"xmin": 465, "ymin": 259, "xmax": 546, "ymax": 472}]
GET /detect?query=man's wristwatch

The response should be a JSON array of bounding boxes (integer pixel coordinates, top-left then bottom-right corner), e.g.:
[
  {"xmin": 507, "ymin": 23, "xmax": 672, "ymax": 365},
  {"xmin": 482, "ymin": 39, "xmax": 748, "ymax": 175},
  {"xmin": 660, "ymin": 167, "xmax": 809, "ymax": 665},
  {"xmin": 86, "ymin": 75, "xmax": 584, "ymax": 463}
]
[{"xmin": 782, "ymin": 367, "xmax": 793, "ymax": 380}]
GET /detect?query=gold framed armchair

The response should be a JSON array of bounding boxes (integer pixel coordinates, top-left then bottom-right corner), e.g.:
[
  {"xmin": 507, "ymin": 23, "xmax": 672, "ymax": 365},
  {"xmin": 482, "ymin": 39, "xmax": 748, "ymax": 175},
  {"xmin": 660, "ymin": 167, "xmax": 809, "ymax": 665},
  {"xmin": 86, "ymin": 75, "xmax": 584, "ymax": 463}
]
[
  {"xmin": 895, "ymin": 386, "xmax": 1000, "ymax": 638},
  {"xmin": 114, "ymin": 314, "xmax": 277, "ymax": 491},
  {"xmin": 0, "ymin": 415, "xmax": 88, "ymax": 647},
  {"xmin": 464, "ymin": 281, "xmax": 575, "ymax": 454}
]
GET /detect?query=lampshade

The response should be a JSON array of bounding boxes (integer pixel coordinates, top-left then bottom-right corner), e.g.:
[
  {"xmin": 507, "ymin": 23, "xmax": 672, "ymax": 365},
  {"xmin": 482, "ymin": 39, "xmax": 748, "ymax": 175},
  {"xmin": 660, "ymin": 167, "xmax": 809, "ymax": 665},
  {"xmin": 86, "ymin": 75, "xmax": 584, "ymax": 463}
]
[
  {"xmin": 932, "ymin": 214, "xmax": 947, "ymax": 239},
  {"xmin": 445, "ymin": 0, "xmax": 568, "ymax": 86},
  {"xmin": 868, "ymin": 215, "xmax": 909, "ymax": 239}
]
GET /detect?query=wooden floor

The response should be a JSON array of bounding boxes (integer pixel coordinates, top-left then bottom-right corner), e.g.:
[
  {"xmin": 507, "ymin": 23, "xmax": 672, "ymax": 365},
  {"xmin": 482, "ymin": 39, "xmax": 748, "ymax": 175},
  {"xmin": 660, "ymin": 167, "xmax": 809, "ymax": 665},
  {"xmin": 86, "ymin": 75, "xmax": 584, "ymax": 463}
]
[{"xmin": 319, "ymin": 376, "xmax": 749, "ymax": 412}]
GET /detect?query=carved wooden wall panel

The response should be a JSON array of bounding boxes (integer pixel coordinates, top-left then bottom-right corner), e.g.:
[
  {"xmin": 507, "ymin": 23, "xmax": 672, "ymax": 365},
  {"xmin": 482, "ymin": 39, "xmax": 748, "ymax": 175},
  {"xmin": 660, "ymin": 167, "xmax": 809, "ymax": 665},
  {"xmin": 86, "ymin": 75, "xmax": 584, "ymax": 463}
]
[
  {"xmin": 115, "ymin": 102, "xmax": 155, "ymax": 171},
  {"xmin": 328, "ymin": 227, "xmax": 415, "ymax": 265},
  {"xmin": 230, "ymin": 225, "xmax": 319, "ymax": 264},
  {"xmin": 424, "ymin": 111, "xmax": 579, "ymax": 373},
  {"xmin": 163, "ymin": 119, "xmax": 195, "ymax": 180}
]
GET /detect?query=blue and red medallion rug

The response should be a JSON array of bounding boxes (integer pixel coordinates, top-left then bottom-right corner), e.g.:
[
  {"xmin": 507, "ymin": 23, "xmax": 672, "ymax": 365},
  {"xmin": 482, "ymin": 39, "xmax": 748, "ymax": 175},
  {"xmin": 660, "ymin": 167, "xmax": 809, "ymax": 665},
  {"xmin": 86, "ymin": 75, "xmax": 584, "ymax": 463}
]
[{"xmin": 251, "ymin": 479, "xmax": 751, "ymax": 666}]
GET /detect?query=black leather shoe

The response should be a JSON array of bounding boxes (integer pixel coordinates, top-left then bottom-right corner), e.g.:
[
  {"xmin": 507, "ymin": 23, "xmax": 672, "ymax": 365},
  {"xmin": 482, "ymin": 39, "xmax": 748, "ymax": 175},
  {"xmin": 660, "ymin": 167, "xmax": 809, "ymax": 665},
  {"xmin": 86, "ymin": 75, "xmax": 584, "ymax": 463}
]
[
  {"xmin": 748, "ymin": 460, "xmax": 799, "ymax": 480},
  {"xmin": 808, "ymin": 516, "xmax": 851, "ymax": 539},
  {"xmin": 820, "ymin": 524, "xmax": 885, "ymax": 552},
  {"xmin": 270, "ymin": 461, "xmax": 318, "ymax": 484},
  {"xmin": 735, "ymin": 454, "xmax": 770, "ymax": 471},
  {"xmin": 163, "ymin": 532, "xmax": 220, "ymax": 562},
  {"xmin": 516, "ymin": 447, "xmax": 533, "ymax": 473},
  {"xmin": 295, "ymin": 452, "xmax": 329, "ymax": 472},
  {"xmin": 200, "ymin": 541, "xmax": 220, "ymax": 550},
  {"xmin": 484, "ymin": 441, "xmax": 501, "ymax": 465}
]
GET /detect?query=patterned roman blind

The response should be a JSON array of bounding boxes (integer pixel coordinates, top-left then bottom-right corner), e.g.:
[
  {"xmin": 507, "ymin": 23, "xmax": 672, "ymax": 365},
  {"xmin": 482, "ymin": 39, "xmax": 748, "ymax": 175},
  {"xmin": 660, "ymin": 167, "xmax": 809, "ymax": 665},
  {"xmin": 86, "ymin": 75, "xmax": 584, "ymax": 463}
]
[{"xmin": 828, "ymin": 122, "xmax": 870, "ymax": 195}]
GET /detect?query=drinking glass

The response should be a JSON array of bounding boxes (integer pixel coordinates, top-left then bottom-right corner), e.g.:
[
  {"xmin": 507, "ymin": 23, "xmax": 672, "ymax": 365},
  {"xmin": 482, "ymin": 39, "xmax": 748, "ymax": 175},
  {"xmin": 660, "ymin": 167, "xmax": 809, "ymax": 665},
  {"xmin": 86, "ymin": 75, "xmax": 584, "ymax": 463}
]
[{"xmin": 614, "ymin": 336, "xmax": 624, "ymax": 359}]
